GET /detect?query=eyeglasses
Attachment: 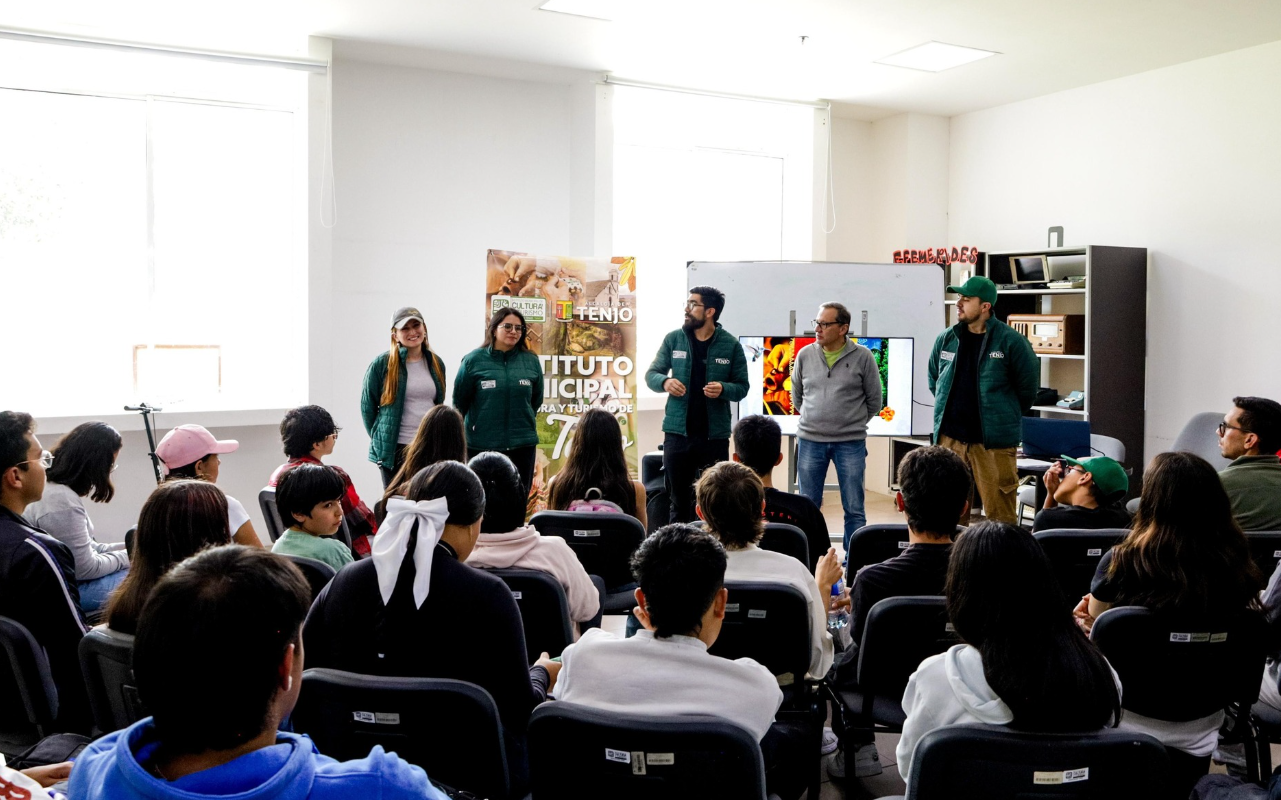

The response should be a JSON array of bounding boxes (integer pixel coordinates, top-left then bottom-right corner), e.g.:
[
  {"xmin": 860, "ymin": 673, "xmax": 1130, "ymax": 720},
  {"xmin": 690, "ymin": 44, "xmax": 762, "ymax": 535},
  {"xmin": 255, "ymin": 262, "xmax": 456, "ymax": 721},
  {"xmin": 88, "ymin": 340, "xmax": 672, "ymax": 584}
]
[
  {"xmin": 1064, "ymin": 465, "xmax": 1086, "ymax": 476},
  {"xmin": 684, "ymin": 301, "xmax": 704, "ymax": 310},
  {"xmin": 16, "ymin": 451, "xmax": 54, "ymax": 470},
  {"xmin": 812, "ymin": 320, "xmax": 844, "ymax": 330},
  {"xmin": 498, "ymin": 323, "xmax": 526, "ymax": 334},
  {"xmin": 1217, "ymin": 421, "xmax": 1249, "ymax": 437},
  {"xmin": 332, "ymin": 427, "xmax": 343, "ymax": 439}
]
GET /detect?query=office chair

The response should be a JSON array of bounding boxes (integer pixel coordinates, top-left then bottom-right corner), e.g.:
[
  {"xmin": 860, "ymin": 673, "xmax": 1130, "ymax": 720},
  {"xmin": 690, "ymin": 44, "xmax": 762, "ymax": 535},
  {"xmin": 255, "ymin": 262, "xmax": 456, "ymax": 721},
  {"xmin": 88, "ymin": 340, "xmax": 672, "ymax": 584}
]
[
  {"xmin": 280, "ymin": 554, "xmax": 338, "ymax": 602},
  {"xmin": 78, "ymin": 627, "xmax": 146, "ymax": 736},
  {"xmin": 0, "ymin": 616, "xmax": 59, "ymax": 756},
  {"xmin": 1032, "ymin": 528, "xmax": 1129, "ymax": 599},
  {"xmin": 487, "ymin": 567, "xmax": 574, "ymax": 662},
  {"xmin": 530, "ymin": 510, "xmax": 645, "ymax": 613},
  {"xmin": 758, "ymin": 522, "xmax": 809, "ymax": 569}
]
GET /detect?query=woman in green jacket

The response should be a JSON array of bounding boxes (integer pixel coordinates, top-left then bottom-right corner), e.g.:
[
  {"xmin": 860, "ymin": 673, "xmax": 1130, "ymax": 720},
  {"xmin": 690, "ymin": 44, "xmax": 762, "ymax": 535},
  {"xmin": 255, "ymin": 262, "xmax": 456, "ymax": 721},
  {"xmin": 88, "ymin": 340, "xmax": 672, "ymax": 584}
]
[
  {"xmin": 361, "ymin": 306, "xmax": 448, "ymax": 488},
  {"xmin": 453, "ymin": 307, "xmax": 544, "ymax": 496}
]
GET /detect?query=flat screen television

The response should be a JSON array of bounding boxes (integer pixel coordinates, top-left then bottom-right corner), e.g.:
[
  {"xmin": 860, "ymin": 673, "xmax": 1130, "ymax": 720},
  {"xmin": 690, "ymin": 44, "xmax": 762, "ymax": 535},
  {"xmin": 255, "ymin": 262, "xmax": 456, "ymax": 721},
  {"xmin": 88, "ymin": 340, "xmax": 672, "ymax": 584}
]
[
  {"xmin": 1011, "ymin": 255, "xmax": 1048, "ymax": 285},
  {"xmin": 738, "ymin": 336, "xmax": 914, "ymax": 436}
]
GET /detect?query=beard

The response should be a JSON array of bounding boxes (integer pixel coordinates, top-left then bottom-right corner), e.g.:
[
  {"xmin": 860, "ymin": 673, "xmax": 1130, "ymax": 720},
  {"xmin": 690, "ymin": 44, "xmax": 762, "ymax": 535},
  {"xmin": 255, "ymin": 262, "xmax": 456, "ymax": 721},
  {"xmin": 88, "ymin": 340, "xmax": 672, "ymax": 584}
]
[{"xmin": 682, "ymin": 314, "xmax": 701, "ymax": 331}]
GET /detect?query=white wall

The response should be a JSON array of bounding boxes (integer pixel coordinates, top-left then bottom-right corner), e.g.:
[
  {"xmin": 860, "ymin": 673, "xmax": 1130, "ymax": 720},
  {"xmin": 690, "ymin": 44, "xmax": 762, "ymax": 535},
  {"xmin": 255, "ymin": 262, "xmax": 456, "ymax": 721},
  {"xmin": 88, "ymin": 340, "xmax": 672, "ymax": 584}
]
[{"xmin": 948, "ymin": 39, "xmax": 1281, "ymax": 460}]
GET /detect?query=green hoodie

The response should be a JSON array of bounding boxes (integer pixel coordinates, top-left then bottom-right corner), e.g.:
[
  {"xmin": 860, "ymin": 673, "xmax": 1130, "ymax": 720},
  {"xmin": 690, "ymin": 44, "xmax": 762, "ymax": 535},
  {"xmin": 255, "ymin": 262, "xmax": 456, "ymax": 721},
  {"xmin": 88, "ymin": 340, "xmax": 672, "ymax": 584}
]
[
  {"xmin": 453, "ymin": 345, "xmax": 544, "ymax": 451},
  {"xmin": 927, "ymin": 317, "xmax": 1040, "ymax": 449},
  {"xmin": 645, "ymin": 325, "xmax": 749, "ymax": 440},
  {"xmin": 361, "ymin": 347, "xmax": 447, "ymax": 468}
]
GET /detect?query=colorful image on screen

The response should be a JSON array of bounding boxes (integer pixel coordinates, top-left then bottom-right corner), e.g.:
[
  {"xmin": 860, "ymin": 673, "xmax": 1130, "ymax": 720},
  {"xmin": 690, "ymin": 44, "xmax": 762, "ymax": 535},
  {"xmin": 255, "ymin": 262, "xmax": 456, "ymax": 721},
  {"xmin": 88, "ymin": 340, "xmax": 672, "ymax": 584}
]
[{"xmin": 738, "ymin": 336, "xmax": 914, "ymax": 436}]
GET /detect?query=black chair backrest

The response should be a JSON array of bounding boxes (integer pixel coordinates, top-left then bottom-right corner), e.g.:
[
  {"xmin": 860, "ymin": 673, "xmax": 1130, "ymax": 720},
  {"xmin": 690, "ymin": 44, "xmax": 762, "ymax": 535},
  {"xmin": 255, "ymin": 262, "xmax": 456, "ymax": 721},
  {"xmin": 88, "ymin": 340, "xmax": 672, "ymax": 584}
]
[
  {"xmin": 0, "ymin": 616, "xmax": 58, "ymax": 742},
  {"xmin": 1032, "ymin": 528, "xmax": 1129, "ymax": 600},
  {"xmin": 708, "ymin": 581, "xmax": 811, "ymax": 682},
  {"xmin": 488, "ymin": 568, "xmax": 574, "ymax": 662},
  {"xmin": 1245, "ymin": 531, "xmax": 1281, "ymax": 579},
  {"xmin": 846, "ymin": 523, "xmax": 914, "ymax": 583},
  {"xmin": 293, "ymin": 668, "xmax": 510, "ymax": 800},
  {"xmin": 1091, "ymin": 605, "xmax": 1269, "ymax": 721},
  {"xmin": 758, "ymin": 522, "xmax": 809, "ymax": 568},
  {"xmin": 530, "ymin": 510, "xmax": 645, "ymax": 591},
  {"xmin": 857, "ymin": 596, "xmax": 958, "ymax": 700},
  {"xmin": 259, "ymin": 487, "xmax": 285, "ymax": 543},
  {"xmin": 124, "ymin": 526, "xmax": 136, "ymax": 558},
  {"xmin": 78, "ymin": 627, "xmax": 145, "ymax": 734},
  {"xmin": 281, "ymin": 555, "xmax": 338, "ymax": 602},
  {"xmin": 906, "ymin": 723, "xmax": 1169, "ymax": 800},
  {"xmin": 528, "ymin": 701, "xmax": 768, "ymax": 800}
]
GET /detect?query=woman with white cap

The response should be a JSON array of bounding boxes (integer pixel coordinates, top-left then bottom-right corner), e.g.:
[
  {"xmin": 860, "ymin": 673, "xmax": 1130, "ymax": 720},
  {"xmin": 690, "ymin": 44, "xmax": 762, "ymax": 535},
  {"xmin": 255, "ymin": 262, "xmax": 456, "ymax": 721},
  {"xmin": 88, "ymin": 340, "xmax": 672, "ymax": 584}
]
[
  {"xmin": 362, "ymin": 306, "xmax": 449, "ymax": 488},
  {"xmin": 303, "ymin": 461, "xmax": 559, "ymax": 794},
  {"xmin": 154, "ymin": 424, "xmax": 263, "ymax": 547}
]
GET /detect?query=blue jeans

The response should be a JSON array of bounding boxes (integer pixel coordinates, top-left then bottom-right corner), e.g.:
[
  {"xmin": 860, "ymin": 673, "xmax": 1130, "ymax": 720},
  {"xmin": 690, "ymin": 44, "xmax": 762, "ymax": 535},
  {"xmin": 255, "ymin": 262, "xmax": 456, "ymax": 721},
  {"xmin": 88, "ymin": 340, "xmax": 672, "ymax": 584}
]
[
  {"xmin": 77, "ymin": 567, "xmax": 128, "ymax": 616},
  {"xmin": 796, "ymin": 438, "xmax": 868, "ymax": 551}
]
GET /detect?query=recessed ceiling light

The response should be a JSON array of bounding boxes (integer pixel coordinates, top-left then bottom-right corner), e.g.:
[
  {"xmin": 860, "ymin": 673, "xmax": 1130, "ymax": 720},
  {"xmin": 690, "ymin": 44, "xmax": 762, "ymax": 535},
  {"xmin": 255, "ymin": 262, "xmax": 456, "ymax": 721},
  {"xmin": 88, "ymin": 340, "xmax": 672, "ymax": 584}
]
[
  {"xmin": 538, "ymin": 0, "xmax": 617, "ymax": 22},
  {"xmin": 875, "ymin": 41, "xmax": 998, "ymax": 72}
]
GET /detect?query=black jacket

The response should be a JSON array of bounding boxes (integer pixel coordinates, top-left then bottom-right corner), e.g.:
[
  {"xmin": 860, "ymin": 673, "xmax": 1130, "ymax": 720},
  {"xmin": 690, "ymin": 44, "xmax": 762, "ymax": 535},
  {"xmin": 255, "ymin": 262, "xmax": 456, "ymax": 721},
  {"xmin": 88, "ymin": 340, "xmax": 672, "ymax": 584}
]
[
  {"xmin": 0, "ymin": 506, "xmax": 90, "ymax": 731},
  {"xmin": 303, "ymin": 541, "xmax": 548, "ymax": 791}
]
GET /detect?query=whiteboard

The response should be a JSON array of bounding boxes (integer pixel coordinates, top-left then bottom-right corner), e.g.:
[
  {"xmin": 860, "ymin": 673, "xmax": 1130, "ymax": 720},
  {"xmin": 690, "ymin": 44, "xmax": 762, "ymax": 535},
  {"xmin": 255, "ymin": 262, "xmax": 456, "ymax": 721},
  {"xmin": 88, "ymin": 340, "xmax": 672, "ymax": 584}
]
[{"xmin": 688, "ymin": 261, "xmax": 945, "ymax": 436}]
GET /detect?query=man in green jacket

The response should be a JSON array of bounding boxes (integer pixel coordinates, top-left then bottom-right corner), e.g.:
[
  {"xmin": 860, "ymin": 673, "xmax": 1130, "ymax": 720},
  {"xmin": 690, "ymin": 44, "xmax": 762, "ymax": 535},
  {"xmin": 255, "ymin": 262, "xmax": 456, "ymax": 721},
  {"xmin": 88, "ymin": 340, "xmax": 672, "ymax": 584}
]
[
  {"xmin": 645, "ymin": 286, "xmax": 749, "ymax": 522},
  {"xmin": 928, "ymin": 276, "xmax": 1039, "ymax": 524},
  {"xmin": 1217, "ymin": 396, "xmax": 1281, "ymax": 531}
]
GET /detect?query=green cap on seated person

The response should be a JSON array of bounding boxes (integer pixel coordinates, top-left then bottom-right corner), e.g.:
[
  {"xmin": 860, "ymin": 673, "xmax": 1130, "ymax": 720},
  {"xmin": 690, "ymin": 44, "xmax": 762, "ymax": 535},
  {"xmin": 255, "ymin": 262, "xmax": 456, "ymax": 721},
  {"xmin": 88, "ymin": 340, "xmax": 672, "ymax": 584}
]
[
  {"xmin": 1061, "ymin": 455, "xmax": 1129, "ymax": 503},
  {"xmin": 946, "ymin": 275, "xmax": 998, "ymax": 305}
]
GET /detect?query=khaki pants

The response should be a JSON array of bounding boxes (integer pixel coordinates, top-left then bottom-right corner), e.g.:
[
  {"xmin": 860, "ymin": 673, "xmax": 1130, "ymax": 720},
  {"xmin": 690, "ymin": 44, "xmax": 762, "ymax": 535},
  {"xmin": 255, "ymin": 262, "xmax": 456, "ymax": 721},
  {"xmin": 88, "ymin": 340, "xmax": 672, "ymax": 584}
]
[{"xmin": 938, "ymin": 435, "xmax": 1020, "ymax": 525}]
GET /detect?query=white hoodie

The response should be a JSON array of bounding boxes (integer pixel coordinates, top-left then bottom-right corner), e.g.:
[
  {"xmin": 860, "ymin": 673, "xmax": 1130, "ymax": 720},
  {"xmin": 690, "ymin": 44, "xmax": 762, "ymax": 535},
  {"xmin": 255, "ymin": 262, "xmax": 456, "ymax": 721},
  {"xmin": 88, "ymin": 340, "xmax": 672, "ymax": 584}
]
[{"xmin": 466, "ymin": 525, "xmax": 601, "ymax": 631}]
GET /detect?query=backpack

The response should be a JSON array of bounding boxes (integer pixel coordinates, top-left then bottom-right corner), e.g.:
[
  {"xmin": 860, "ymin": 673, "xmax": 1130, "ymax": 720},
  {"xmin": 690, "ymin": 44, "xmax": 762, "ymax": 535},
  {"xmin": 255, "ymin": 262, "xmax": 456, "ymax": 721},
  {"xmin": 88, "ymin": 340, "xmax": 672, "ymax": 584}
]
[{"xmin": 568, "ymin": 487, "xmax": 625, "ymax": 514}]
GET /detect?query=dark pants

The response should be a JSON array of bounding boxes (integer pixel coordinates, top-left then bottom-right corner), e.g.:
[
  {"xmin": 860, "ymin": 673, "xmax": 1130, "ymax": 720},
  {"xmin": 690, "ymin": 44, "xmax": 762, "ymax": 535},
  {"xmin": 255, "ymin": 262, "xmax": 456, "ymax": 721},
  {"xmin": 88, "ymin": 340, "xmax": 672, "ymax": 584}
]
[
  {"xmin": 662, "ymin": 433, "xmax": 729, "ymax": 523},
  {"xmin": 760, "ymin": 719, "xmax": 811, "ymax": 800},
  {"xmin": 469, "ymin": 445, "xmax": 538, "ymax": 498},
  {"xmin": 378, "ymin": 444, "xmax": 409, "ymax": 489}
]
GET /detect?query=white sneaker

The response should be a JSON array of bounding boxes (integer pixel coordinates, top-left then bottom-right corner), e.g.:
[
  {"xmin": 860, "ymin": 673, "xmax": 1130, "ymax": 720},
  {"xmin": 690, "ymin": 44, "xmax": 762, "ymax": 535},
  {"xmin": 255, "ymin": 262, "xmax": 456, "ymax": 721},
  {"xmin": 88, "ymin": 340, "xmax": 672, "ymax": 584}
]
[
  {"xmin": 827, "ymin": 743, "xmax": 883, "ymax": 779},
  {"xmin": 821, "ymin": 727, "xmax": 840, "ymax": 756}
]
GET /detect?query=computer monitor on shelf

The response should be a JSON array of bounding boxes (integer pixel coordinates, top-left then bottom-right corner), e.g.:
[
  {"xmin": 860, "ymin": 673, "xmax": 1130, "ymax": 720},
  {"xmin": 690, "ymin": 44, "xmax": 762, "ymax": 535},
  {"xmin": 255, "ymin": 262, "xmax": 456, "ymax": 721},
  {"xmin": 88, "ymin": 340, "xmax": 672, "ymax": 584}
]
[{"xmin": 1011, "ymin": 255, "xmax": 1048, "ymax": 285}]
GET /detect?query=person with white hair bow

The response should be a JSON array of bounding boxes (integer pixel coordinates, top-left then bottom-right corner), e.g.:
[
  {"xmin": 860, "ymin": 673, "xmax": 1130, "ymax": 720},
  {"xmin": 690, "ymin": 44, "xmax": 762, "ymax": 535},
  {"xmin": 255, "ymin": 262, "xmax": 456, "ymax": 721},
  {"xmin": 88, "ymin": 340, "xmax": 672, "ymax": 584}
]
[{"xmin": 302, "ymin": 461, "xmax": 560, "ymax": 795}]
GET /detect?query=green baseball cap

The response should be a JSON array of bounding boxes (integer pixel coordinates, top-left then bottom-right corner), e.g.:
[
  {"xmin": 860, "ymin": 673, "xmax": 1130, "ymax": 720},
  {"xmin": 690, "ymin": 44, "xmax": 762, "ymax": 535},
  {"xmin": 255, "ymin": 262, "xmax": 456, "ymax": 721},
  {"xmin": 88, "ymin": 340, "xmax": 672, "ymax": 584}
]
[
  {"xmin": 947, "ymin": 275, "xmax": 998, "ymax": 305},
  {"xmin": 1061, "ymin": 455, "xmax": 1129, "ymax": 502}
]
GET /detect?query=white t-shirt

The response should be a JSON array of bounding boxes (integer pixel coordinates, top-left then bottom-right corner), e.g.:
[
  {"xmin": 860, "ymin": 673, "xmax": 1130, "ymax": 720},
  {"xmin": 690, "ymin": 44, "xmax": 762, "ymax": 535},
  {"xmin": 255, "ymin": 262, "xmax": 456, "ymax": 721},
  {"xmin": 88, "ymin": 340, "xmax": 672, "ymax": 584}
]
[
  {"xmin": 226, "ymin": 494, "xmax": 251, "ymax": 537},
  {"xmin": 724, "ymin": 544, "xmax": 833, "ymax": 678},
  {"xmin": 398, "ymin": 359, "xmax": 438, "ymax": 444},
  {"xmin": 557, "ymin": 628, "xmax": 783, "ymax": 741}
]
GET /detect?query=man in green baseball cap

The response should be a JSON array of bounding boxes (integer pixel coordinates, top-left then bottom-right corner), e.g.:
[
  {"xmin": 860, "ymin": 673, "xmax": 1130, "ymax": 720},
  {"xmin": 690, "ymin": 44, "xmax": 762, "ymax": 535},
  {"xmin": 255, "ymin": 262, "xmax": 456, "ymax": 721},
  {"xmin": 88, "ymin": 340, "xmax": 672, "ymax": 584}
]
[
  {"xmin": 928, "ymin": 275, "xmax": 1040, "ymax": 524},
  {"xmin": 1032, "ymin": 455, "xmax": 1132, "ymax": 532}
]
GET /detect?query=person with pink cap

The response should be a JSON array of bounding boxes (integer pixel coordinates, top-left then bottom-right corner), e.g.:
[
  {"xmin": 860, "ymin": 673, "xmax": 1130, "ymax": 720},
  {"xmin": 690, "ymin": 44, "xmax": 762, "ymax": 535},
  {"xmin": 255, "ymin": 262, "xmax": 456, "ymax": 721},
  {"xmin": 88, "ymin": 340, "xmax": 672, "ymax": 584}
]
[{"xmin": 155, "ymin": 424, "xmax": 263, "ymax": 547}]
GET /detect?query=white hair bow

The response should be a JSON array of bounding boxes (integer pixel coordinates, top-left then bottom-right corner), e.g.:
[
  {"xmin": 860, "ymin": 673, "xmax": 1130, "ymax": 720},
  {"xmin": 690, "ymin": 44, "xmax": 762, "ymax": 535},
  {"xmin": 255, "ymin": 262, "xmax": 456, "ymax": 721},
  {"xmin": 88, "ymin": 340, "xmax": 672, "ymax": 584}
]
[{"xmin": 372, "ymin": 496, "xmax": 451, "ymax": 609}]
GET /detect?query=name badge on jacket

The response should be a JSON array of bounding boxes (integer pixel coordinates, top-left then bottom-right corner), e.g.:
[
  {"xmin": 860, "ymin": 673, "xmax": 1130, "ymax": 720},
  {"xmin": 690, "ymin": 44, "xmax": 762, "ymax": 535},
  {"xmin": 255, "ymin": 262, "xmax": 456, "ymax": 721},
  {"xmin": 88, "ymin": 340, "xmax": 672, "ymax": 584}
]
[
  {"xmin": 481, "ymin": 380, "xmax": 497, "ymax": 389},
  {"xmin": 518, "ymin": 379, "xmax": 531, "ymax": 386},
  {"xmin": 940, "ymin": 351, "xmax": 956, "ymax": 362},
  {"xmin": 714, "ymin": 357, "xmax": 730, "ymax": 365},
  {"xmin": 989, "ymin": 351, "xmax": 1005, "ymax": 359},
  {"xmin": 673, "ymin": 350, "xmax": 687, "ymax": 359}
]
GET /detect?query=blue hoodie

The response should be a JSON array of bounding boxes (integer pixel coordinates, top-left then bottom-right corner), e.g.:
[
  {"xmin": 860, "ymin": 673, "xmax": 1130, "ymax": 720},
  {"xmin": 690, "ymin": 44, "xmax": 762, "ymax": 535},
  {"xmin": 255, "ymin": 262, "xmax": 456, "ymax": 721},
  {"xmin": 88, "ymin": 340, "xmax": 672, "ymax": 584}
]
[{"xmin": 69, "ymin": 718, "xmax": 448, "ymax": 800}]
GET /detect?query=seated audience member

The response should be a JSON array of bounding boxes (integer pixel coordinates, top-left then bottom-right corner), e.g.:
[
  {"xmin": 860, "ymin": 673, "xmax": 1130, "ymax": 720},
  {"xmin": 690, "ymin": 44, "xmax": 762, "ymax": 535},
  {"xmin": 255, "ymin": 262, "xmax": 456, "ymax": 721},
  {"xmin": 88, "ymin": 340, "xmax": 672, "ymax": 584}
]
[
  {"xmin": 558, "ymin": 523, "xmax": 805, "ymax": 798},
  {"xmin": 1217, "ymin": 396, "xmax": 1281, "ymax": 531},
  {"xmin": 466, "ymin": 452, "xmax": 600, "ymax": 634},
  {"xmin": 547, "ymin": 407, "xmax": 647, "ymax": 528},
  {"xmin": 304, "ymin": 461, "xmax": 558, "ymax": 792},
  {"xmin": 0, "ymin": 411, "xmax": 90, "ymax": 732},
  {"xmin": 898, "ymin": 522, "xmax": 1121, "ymax": 791},
  {"xmin": 271, "ymin": 464, "xmax": 354, "ymax": 573},
  {"xmin": 155, "ymin": 424, "xmax": 262, "ymax": 547},
  {"xmin": 1033, "ymin": 454, "xmax": 1132, "ymax": 532},
  {"xmin": 24, "ymin": 421, "xmax": 129, "ymax": 615},
  {"xmin": 70, "ymin": 545, "xmax": 448, "ymax": 800},
  {"xmin": 106, "ymin": 480, "xmax": 232, "ymax": 635},
  {"xmin": 379, "ymin": 404, "xmax": 467, "ymax": 514},
  {"xmin": 695, "ymin": 461, "xmax": 840, "ymax": 679},
  {"xmin": 1074, "ymin": 451, "xmax": 1263, "ymax": 788},
  {"xmin": 732, "ymin": 414, "xmax": 830, "ymax": 569},
  {"xmin": 270, "ymin": 405, "xmax": 377, "ymax": 556},
  {"xmin": 828, "ymin": 446, "xmax": 969, "ymax": 778}
]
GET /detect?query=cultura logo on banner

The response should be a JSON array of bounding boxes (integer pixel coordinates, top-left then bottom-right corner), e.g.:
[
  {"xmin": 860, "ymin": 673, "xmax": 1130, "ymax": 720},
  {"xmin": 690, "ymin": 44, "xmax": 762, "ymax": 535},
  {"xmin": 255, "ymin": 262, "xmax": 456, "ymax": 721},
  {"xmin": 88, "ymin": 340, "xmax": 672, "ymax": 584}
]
[{"xmin": 490, "ymin": 295, "xmax": 547, "ymax": 323}]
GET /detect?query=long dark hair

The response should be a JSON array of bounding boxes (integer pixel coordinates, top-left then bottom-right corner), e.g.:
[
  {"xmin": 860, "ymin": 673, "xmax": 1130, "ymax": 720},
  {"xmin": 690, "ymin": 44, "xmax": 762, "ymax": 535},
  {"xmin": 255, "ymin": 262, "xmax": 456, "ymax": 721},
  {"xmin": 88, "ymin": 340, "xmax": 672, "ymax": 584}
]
[
  {"xmin": 548, "ymin": 408, "xmax": 637, "ymax": 516},
  {"xmin": 106, "ymin": 480, "xmax": 231, "ymax": 635},
  {"xmin": 1108, "ymin": 451, "xmax": 1263, "ymax": 616},
  {"xmin": 485, "ymin": 307, "xmax": 530, "ymax": 351},
  {"xmin": 383, "ymin": 405, "xmax": 467, "ymax": 504},
  {"xmin": 947, "ymin": 522, "xmax": 1121, "ymax": 732},
  {"xmin": 47, "ymin": 422, "xmax": 122, "ymax": 503},
  {"xmin": 381, "ymin": 323, "xmax": 445, "ymax": 408},
  {"xmin": 469, "ymin": 452, "xmax": 526, "ymax": 533}
]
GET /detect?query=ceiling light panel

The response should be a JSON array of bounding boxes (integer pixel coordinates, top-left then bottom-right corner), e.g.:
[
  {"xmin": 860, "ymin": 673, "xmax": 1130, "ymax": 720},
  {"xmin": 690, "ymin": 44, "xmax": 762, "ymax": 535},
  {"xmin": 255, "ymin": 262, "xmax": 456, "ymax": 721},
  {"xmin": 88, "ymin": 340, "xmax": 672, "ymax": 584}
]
[{"xmin": 875, "ymin": 41, "xmax": 998, "ymax": 72}]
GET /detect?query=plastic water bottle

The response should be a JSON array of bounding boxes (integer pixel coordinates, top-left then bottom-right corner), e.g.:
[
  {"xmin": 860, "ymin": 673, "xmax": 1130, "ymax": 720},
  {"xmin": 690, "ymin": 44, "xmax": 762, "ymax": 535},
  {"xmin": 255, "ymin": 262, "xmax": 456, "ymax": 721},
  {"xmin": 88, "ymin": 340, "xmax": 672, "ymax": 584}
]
[{"xmin": 828, "ymin": 580, "xmax": 853, "ymax": 658}]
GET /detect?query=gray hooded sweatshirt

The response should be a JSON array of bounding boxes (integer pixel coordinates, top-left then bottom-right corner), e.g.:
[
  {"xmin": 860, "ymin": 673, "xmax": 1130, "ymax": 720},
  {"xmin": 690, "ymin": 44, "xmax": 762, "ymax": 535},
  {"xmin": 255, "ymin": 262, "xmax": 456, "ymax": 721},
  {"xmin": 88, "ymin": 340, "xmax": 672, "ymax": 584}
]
[{"xmin": 791, "ymin": 339, "xmax": 884, "ymax": 442}]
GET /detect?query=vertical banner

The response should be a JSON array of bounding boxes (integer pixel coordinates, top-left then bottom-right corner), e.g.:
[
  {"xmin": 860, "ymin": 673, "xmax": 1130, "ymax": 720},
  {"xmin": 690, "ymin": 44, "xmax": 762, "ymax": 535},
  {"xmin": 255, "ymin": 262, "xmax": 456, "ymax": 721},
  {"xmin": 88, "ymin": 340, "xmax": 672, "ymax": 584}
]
[{"xmin": 485, "ymin": 250, "xmax": 639, "ymax": 516}]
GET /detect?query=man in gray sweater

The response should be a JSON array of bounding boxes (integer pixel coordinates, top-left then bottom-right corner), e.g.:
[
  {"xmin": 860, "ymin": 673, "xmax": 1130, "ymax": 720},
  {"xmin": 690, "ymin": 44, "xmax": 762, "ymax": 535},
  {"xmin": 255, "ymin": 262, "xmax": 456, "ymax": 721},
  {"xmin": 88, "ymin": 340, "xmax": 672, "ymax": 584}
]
[{"xmin": 792, "ymin": 302, "xmax": 884, "ymax": 550}]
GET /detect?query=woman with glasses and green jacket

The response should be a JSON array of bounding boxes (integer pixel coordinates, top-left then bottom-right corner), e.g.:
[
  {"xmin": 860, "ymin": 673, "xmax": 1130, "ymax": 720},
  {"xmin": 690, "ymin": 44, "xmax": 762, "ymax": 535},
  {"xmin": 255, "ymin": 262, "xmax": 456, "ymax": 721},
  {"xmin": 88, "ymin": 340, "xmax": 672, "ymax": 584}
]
[{"xmin": 453, "ymin": 307, "xmax": 544, "ymax": 497}]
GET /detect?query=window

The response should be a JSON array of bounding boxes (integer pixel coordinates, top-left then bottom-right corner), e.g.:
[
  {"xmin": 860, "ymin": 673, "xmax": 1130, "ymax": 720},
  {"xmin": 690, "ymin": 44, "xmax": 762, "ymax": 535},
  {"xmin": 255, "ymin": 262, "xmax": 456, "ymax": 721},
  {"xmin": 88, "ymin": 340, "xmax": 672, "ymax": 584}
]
[
  {"xmin": 611, "ymin": 86, "xmax": 816, "ymax": 391},
  {"xmin": 0, "ymin": 39, "xmax": 307, "ymax": 418}
]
